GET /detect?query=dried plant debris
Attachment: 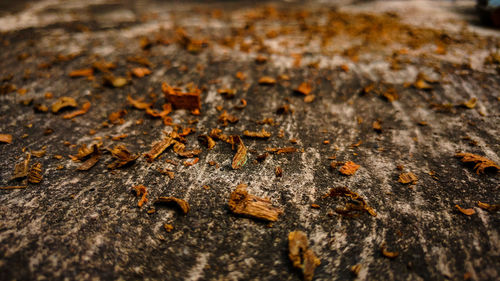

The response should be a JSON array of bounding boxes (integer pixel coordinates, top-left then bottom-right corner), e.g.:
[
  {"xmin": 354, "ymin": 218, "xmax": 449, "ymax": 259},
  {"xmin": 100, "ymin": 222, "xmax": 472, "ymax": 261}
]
[
  {"xmin": 339, "ymin": 161, "xmax": 360, "ymax": 176},
  {"xmin": 31, "ymin": 147, "xmax": 46, "ymax": 158},
  {"xmin": 380, "ymin": 243, "xmax": 399, "ymax": 259},
  {"xmin": 103, "ymin": 75, "xmax": 128, "ymax": 88},
  {"xmin": 76, "ymin": 144, "xmax": 101, "ymax": 171},
  {"xmin": 350, "ymin": 264, "xmax": 361, "ymax": 276},
  {"xmin": 243, "ymin": 128, "xmax": 271, "ymax": 139},
  {"xmin": 218, "ymin": 110, "xmax": 239, "ymax": 126},
  {"xmin": 127, "ymin": 95, "xmax": 152, "ymax": 110},
  {"xmin": 325, "ymin": 187, "xmax": 376, "ymax": 217},
  {"xmin": 0, "ymin": 186, "xmax": 27, "ymax": 190},
  {"xmin": 108, "ymin": 145, "xmax": 138, "ymax": 169},
  {"xmin": 460, "ymin": 98, "xmax": 477, "ymax": 109},
  {"xmin": 132, "ymin": 185, "xmax": 148, "ymax": 208},
  {"xmin": 266, "ymin": 147, "xmax": 298, "ymax": 154},
  {"xmin": 477, "ymin": 201, "xmax": 500, "ymax": 212},
  {"xmin": 455, "ymin": 204, "xmax": 475, "ymax": 216},
  {"xmin": 69, "ymin": 68, "xmax": 93, "ymax": 78},
  {"xmin": 275, "ymin": 166, "xmax": 283, "ymax": 177},
  {"xmin": 28, "ymin": 163, "xmax": 43, "ymax": 183},
  {"xmin": 155, "ymin": 197, "xmax": 190, "ymax": 214},
  {"xmin": 372, "ymin": 120, "xmax": 382, "ymax": 133},
  {"xmin": 398, "ymin": 172, "xmax": 418, "ymax": 185},
  {"xmin": 0, "ymin": 134, "xmax": 13, "ymax": 144},
  {"xmin": 11, "ymin": 153, "xmax": 31, "ymax": 181},
  {"xmin": 232, "ymin": 136, "xmax": 248, "ymax": 170},
  {"xmin": 288, "ymin": 231, "xmax": 321, "ymax": 281},
  {"xmin": 144, "ymin": 136, "xmax": 174, "ymax": 162},
  {"xmin": 258, "ymin": 76, "xmax": 276, "ymax": 85},
  {"xmin": 51, "ymin": 97, "xmax": 78, "ymax": 113},
  {"xmin": 63, "ymin": 102, "xmax": 91, "ymax": 119},
  {"xmin": 162, "ymin": 83, "xmax": 201, "ymax": 110},
  {"xmin": 295, "ymin": 82, "xmax": 312, "ymax": 95},
  {"xmin": 455, "ymin": 153, "xmax": 500, "ymax": 174},
  {"xmin": 131, "ymin": 67, "xmax": 151, "ymax": 78},
  {"xmin": 198, "ymin": 135, "xmax": 215, "ymax": 150},
  {"xmin": 228, "ymin": 184, "xmax": 282, "ymax": 222}
]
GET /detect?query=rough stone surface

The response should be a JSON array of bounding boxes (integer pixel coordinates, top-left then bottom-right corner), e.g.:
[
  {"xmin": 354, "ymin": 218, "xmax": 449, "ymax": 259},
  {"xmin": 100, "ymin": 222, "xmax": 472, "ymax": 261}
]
[{"xmin": 0, "ymin": 1, "xmax": 499, "ymax": 280}]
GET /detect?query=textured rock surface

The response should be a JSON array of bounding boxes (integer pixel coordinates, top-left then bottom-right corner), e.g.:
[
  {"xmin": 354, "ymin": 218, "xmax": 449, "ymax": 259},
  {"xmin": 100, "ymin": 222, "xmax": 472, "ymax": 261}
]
[{"xmin": 0, "ymin": 1, "xmax": 499, "ymax": 280}]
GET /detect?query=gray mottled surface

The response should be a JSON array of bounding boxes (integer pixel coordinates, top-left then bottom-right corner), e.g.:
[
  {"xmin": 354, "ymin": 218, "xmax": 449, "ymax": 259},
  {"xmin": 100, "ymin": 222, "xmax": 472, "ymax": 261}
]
[{"xmin": 0, "ymin": 0, "xmax": 499, "ymax": 280}]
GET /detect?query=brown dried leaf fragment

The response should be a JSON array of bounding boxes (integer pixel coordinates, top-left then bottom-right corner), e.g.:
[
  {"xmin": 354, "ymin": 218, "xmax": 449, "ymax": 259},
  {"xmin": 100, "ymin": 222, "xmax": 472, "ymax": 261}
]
[
  {"xmin": 131, "ymin": 67, "xmax": 151, "ymax": 78},
  {"xmin": 63, "ymin": 102, "xmax": 91, "ymax": 119},
  {"xmin": 455, "ymin": 204, "xmax": 475, "ymax": 216},
  {"xmin": 460, "ymin": 98, "xmax": 477, "ymax": 109},
  {"xmin": 326, "ymin": 187, "xmax": 377, "ymax": 217},
  {"xmin": 477, "ymin": 201, "xmax": 500, "ymax": 212},
  {"xmin": 455, "ymin": 152, "xmax": 500, "ymax": 174},
  {"xmin": 0, "ymin": 134, "xmax": 13, "ymax": 144},
  {"xmin": 303, "ymin": 94, "xmax": 315, "ymax": 103},
  {"xmin": 108, "ymin": 109, "xmax": 127, "ymax": 124},
  {"xmin": 228, "ymin": 184, "xmax": 282, "ymax": 222},
  {"xmin": 51, "ymin": 97, "xmax": 77, "ymax": 113},
  {"xmin": 266, "ymin": 147, "xmax": 298, "ymax": 154},
  {"xmin": 258, "ymin": 76, "xmax": 276, "ymax": 85},
  {"xmin": 243, "ymin": 128, "xmax": 271, "ymax": 139},
  {"xmin": 256, "ymin": 118, "xmax": 275, "ymax": 125},
  {"xmin": 218, "ymin": 110, "xmax": 239, "ymax": 126},
  {"xmin": 350, "ymin": 264, "xmax": 362, "ymax": 276},
  {"xmin": 132, "ymin": 185, "xmax": 148, "ymax": 208},
  {"xmin": 382, "ymin": 88, "xmax": 398, "ymax": 102},
  {"xmin": 295, "ymin": 82, "xmax": 312, "ymax": 95},
  {"xmin": 414, "ymin": 73, "xmax": 433, "ymax": 90},
  {"xmin": 372, "ymin": 120, "xmax": 382, "ymax": 133},
  {"xmin": 108, "ymin": 145, "xmax": 138, "ymax": 169},
  {"xmin": 69, "ymin": 68, "xmax": 93, "ymax": 78},
  {"xmin": 0, "ymin": 186, "xmax": 27, "ymax": 190},
  {"xmin": 339, "ymin": 161, "xmax": 360, "ymax": 176},
  {"xmin": 198, "ymin": 135, "xmax": 215, "ymax": 150},
  {"xmin": 218, "ymin": 88, "xmax": 237, "ymax": 99},
  {"xmin": 176, "ymin": 149, "xmax": 202, "ymax": 158},
  {"xmin": 288, "ymin": 231, "xmax": 321, "ymax": 281},
  {"xmin": 103, "ymin": 75, "xmax": 127, "ymax": 88},
  {"xmin": 28, "ymin": 163, "xmax": 43, "ymax": 183},
  {"xmin": 162, "ymin": 83, "xmax": 201, "ymax": 110},
  {"xmin": 398, "ymin": 172, "xmax": 418, "ymax": 185},
  {"xmin": 155, "ymin": 197, "xmax": 189, "ymax": 214},
  {"xmin": 77, "ymin": 145, "xmax": 100, "ymax": 171},
  {"xmin": 164, "ymin": 224, "xmax": 174, "ymax": 232},
  {"xmin": 183, "ymin": 157, "xmax": 199, "ymax": 167},
  {"xmin": 144, "ymin": 137, "xmax": 174, "ymax": 162},
  {"xmin": 275, "ymin": 166, "xmax": 283, "ymax": 177},
  {"xmin": 31, "ymin": 147, "xmax": 46, "ymax": 158},
  {"xmin": 381, "ymin": 243, "xmax": 399, "ymax": 259},
  {"xmin": 232, "ymin": 136, "xmax": 247, "ymax": 170},
  {"xmin": 11, "ymin": 153, "xmax": 31, "ymax": 180},
  {"xmin": 127, "ymin": 95, "xmax": 152, "ymax": 110}
]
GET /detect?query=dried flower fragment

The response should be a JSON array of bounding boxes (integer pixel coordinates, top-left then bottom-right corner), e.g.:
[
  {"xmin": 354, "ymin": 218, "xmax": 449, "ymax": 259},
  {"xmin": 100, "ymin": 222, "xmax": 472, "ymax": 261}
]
[
  {"xmin": 326, "ymin": 187, "xmax": 376, "ymax": 217},
  {"xmin": 455, "ymin": 204, "xmax": 475, "ymax": 216},
  {"xmin": 51, "ymin": 97, "xmax": 77, "ymax": 113},
  {"xmin": 339, "ymin": 161, "xmax": 360, "ymax": 176},
  {"xmin": 144, "ymin": 137, "xmax": 174, "ymax": 162},
  {"xmin": 380, "ymin": 243, "xmax": 399, "ymax": 259},
  {"xmin": 243, "ymin": 128, "xmax": 271, "ymax": 139},
  {"xmin": 132, "ymin": 185, "xmax": 148, "ymax": 208},
  {"xmin": 295, "ymin": 82, "xmax": 312, "ymax": 95},
  {"xmin": 398, "ymin": 172, "xmax": 418, "ymax": 185},
  {"xmin": 228, "ymin": 184, "xmax": 282, "ymax": 221},
  {"xmin": 155, "ymin": 197, "xmax": 189, "ymax": 214},
  {"xmin": 372, "ymin": 120, "xmax": 382, "ymax": 133},
  {"xmin": 69, "ymin": 68, "xmax": 93, "ymax": 78},
  {"xmin": 455, "ymin": 152, "xmax": 500, "ymax": 174},
  {"xmin": 162, "ymin": 83, "xmax": 201, "ymax": 110},
  {"xmin": 127, "ymin": 96, "xmax": 152, "ymax": 110},
  {"xmin": 232, "ymin": 136, "xmax": 247, "ymax": 170},
  {"xmin": 76, "ymin": 144, "xmax": 100, "ymax": 171},
  {"xmin": 63, "ymin": 102, "xmax": 91, "ymax": 119},
  {"xmin": 131, "ymin": 67, "xmax": 151, "ymax": 78},
  {"xmin": 258, "ymin": 76, "xmax": 276, "ymax": 85},
  {"xmin": 218, "ymin": 110, "xmax": 239, "ymax": 126},
  {"xmin": 108, "ymin": 145, "xmax": 138, "ymax": 169},
  {"xmin": 460, "ymin": 98, "xmax": 477, "ymax": 109},
  {"xmin": 266, "ymin": 147, "xmax": 298, "ymax": 154},
  {"xmin": 0, "ymin": 134, "xmax": 13, "ymax": 144},
  {"xmin": 198, "ymin": 135, "xmax": 215, "ymax": 150},
  {"xmin": 28, "ymin": 163, "xmax": 43, "ymax": 183},
  {"xmin": 288, "ymin": 231, "xmax": 321, "ymax": 281},
  {"xmin": 11, "ymin": 153, "xmax": 31, "ymax": 180},
  {"xmin": 477, "ymin": 201, "xmax": 500, "ymax": 212}
]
